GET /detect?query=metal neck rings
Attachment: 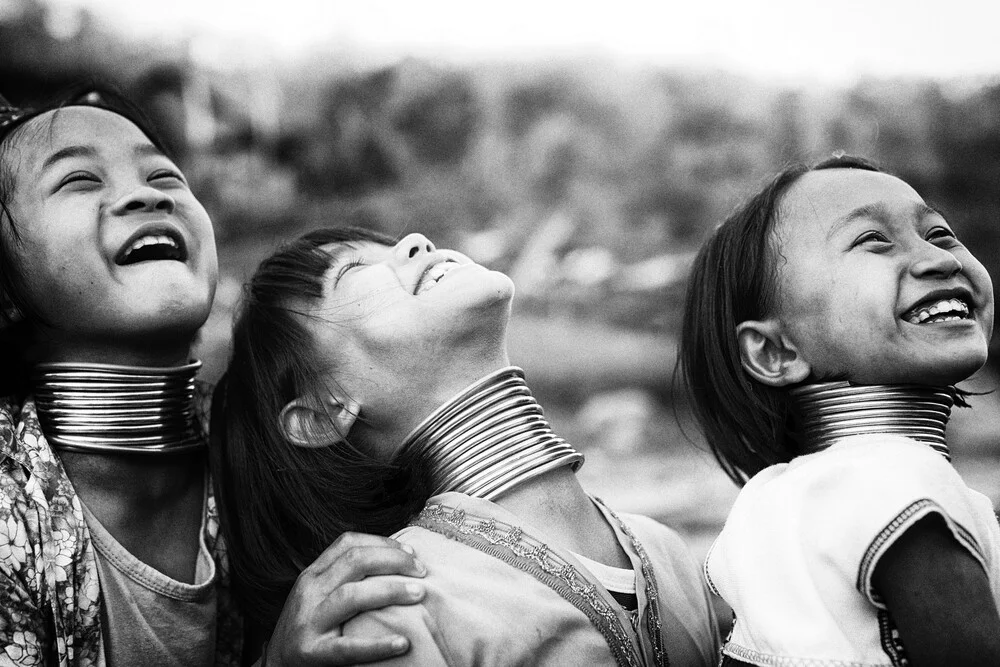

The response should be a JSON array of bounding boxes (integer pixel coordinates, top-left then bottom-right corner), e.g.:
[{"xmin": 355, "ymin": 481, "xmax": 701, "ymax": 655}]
[
  {"xmin": 790, "ymin": 381, "xmax": 954, "ymax": 460},
  {"xmin": 32, "ymin": 361, "xmax": 205, "ymax": 455},
  {"xmin": 397, "ymin": 366, "xmax": 585, "ymax": 501}
]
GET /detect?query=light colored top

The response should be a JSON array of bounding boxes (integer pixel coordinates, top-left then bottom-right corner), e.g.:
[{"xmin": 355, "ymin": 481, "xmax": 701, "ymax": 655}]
[
  {"xmin": 344, "ymin": 491, "xmax": 719, "ymax": 666},
  {"xmin": 706, "ymin": 434, "xmax": 1000, "ymax": 666},
  {"xmin": 572, "ymin": 551, "xmax": 637, "ymax": 595},
  {"xmin": 0, "ymin": 394, "xmax": 243, "ymax": 667},
  {"xmin": 81, "ymin": 490, "xmax": 217, "ymax": 667}
]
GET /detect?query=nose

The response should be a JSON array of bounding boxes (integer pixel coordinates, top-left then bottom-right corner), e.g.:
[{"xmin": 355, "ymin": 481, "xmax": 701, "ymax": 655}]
[
  {"xmin": 394, "ymin": 233, "xmax": 436, "ymax": 261},
  {"xmin": 910, "ymin": 240, "xmax": 963, "ymax": 279},
  {"xmin": 112, "ymin": 185, "xmax": 176, "ymax": 215}
]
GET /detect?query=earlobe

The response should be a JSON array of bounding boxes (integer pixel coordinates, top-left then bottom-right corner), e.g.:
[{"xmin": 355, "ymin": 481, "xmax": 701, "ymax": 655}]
[
  {"xmin": 0, "ymin": 292, "xmax": 22, "ymax": 328},
  {"xmin": 736, "ymin": 319, "xmax": 811, "ymax": 387},
  {"xmin": 279, "ymin": 394, "xmax": 360, "ymax": 449}
]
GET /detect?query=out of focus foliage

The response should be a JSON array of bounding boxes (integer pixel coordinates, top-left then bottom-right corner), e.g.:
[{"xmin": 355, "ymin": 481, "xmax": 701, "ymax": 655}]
[{"xmin": 4, "ymin": 0, "xmax": 1000, "ymax": 353}]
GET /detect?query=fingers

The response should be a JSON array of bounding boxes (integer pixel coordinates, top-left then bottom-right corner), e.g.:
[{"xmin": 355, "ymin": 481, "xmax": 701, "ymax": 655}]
[
  {"xmin": 300, "ymin": 543, "xmax": 426, "ymax": 603},
  {"xmin": 308, "ymin": 635, "xmax": 410, "ymax": 666},
  {"xmin": 319, "ymin": 575, "xmax": 426, "ymax": 627},
  {"xmin": 307, "ymin": 532, "xmax": 416, "ymax": 573},
  {"xmin": 301, "ymin": 545, "xmax": 426, "ymax": 598}
]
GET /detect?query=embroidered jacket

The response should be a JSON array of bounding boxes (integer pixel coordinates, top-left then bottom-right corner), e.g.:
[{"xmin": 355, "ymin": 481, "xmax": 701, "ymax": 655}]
[
  {"xmin": 343, "ymin": 492, "xmax": 719, "ymax": 666},
  {"xmin": 0, "ymin": 396, "xmax": 243, "ymax": 666}
]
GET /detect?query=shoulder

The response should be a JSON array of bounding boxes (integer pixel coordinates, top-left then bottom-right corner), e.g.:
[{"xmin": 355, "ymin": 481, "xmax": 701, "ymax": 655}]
[
  {"xmin": 342, "ymin": 596, "xmax": 454, "ymax": 666},
  {"xmin": 0, "ymin": 396, "xmax": 54, "ymax": 503},
  {"xmin": 735, "ymin": 435, "xmax": 965, "ymax": 517},
  {"xmin": 714, "ymin": 435, "xmax": 993, "ymax": 599},
  {"xmin": 614, "ymin": 510, "xmax": 690, "ymax": 550},
  {"xmin": 0, "ymin": 395, "xmax": 23, "ymax": 462}
]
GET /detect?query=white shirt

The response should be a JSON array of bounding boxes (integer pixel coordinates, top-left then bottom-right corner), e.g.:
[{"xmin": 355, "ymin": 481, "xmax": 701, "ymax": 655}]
[{"xmin": 705, "ymin": 435, "xmax": 1000, "ymax": 666}]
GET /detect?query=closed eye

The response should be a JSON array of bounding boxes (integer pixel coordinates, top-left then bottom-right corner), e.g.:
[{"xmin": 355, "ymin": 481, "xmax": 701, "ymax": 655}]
[
  {"xmin": 927, "ymin": 226, "xmax": 959, "ymax": 246},
  {"xmin": 149, "ymin": 169, "xmax": 186, "ymax": 185},
  {"xmin": 334, "ymin": 260, "xmax": 366, "ymax": 287},
  {"xmin": 56, "ymin": 171, "xmax": 101, "ymax": 191},
  {"xmin": 851, "ymin": 230, "xmax": 891, "ymax": 248}
]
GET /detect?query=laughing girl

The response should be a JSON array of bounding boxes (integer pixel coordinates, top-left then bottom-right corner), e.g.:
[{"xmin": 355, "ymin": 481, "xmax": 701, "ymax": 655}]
[
  {"xmin": 680, "ymin": 155, "xmax": 1000, "ymax": 666},
  {"xmin": 0, "ymin": 88, "xmax": 423, "ymax": 666}
]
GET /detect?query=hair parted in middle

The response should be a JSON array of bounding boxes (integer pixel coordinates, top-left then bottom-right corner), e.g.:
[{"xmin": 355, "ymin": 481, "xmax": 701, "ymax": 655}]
[{"xmin": 678, "ymin": 155, "xmax": 881, "ymax": 485}]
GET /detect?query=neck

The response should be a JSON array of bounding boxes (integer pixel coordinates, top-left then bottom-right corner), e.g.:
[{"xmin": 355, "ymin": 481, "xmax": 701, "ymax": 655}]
[
  {"xmin": 31, "ymin": 359, "xmax": 205, "ymax": 455},
  {"xmin": 366, "ymin": 344, "xmax": 511, "ymax": 446},
  {"xmin": 790, "ymin": 381, "xmax": 954, "ymax": 460},
  {"xmin": 395, "ymin": 366, "xmax": 585, "ymax": 500},
  {"xmin": 58, "ymin": 449, "xmax": 205, "ymax": 508},
  {"xmin": 37, "ymin": 330, "xmax": 196, "ymax": 368}
]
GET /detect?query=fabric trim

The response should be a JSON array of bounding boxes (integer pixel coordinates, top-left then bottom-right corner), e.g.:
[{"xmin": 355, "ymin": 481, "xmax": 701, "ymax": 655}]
[
  {"xmin": 79, "ymin": 476, "xmax": 216, "ymax": 602},
  {"xmin": 595, "ymin": 499, "xmax": 671, "ymax": 667},
  {"xmin": 414, "ymin": 503, "xmax": 644, "ymax": 667},
  {"xmin": 722, "ymin": 642, "xmax": 891, "ymax": 667},
  {"xmin": 875, "ymin": 609, "xmax": 909, "ymax": 667},
  {"xmin": 856, "ymin": 498, "xmax": 985, "ymax": 607},
  {"xmin": 703, "ymin": 537, "xmax": 721, "ymax": 597}
]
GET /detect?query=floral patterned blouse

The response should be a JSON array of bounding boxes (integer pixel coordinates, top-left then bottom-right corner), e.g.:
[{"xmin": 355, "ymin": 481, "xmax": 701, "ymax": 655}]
[{"xmin": 0, "ymin": 396, "xmax": 243, "ymax": 666}]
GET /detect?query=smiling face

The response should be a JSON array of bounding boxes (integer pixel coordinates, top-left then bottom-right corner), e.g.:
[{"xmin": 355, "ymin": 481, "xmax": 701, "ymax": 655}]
[
  {"xmin": 300, "ymin": 232, "xmax": 514, "ymax": 455},
  {"xmin": 0, "ymin": 106, "xmax": 217, "ymax": 361},
  {"xmin": 770, "ymin": 168, "xmax": 994, "ymax": 385}
]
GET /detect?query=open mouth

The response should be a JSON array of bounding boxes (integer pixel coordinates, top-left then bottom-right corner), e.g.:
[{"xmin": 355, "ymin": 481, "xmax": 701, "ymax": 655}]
[
  {"xmin": 115, "ymin": 231, "xmax": 187, "ymax": 266},
  {"xmin": 415, "ymin": 260, "xmax": 460, "ymax": 295},
  {"xmin": 903, "ymin": 297, "xmax": 972, "ymax": 324}
]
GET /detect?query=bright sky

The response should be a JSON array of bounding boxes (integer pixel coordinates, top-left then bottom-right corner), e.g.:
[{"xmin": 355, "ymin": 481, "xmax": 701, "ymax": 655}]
[{"xmin": 45, "ymin": 0, "xmax": 1000, "ymax": 82}]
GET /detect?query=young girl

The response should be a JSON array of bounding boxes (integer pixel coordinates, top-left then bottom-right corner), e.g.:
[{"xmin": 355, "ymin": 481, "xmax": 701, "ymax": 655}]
[
  {"xmin": 212, "ymin": 227, "xmax": 721, "ymax": 666},
  {"xmin": 679, "ymin": 155, "xmax": 1000, "ymax": 666},
  {"xmin": 0, "ymin": 87, "xmax": 424, "ymax": 666}
]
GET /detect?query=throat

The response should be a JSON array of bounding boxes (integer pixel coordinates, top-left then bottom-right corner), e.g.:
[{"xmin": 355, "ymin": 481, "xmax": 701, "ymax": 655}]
[
  {"xmin": 31, "ymin": 360, "xmax": 205, "ymax": 454},
  {"xmin": 394, "ymin": 366, "xmax": 585, "ymax": 500},
  {"xmin": 790, "ymin": 381, "xmax": 954, "ymax": 460}
]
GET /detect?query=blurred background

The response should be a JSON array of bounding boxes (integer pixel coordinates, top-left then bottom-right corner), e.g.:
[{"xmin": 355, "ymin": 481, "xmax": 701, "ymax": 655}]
[{"xmin": 5, "ymin": 0, "xmax": 1000, "ymax": 630}]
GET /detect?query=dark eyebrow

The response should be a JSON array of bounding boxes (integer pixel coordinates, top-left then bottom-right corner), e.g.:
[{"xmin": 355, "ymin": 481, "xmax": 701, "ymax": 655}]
[
  {"xmin": 829, "ymin": 201, "xmax": 946, "ymax": 239},
  {"xmin": 41, "ymin": 145, "xmax": 96, "ymax": 171},
  {"xmin": 918, "ymin": 201, "xmax": 948, "ymax": 221},
  {"xmin": 41, "ymin": 143, "xmax": 165, "ymax": 172}
]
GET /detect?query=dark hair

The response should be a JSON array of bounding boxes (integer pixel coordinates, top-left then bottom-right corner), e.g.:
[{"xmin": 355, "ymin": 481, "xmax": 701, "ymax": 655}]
[
  {"xmin": 678, "ymin": 155, "xmax": 881, "ymax": 484},
  {"xmin": 0, "ymin": 83, "xmax": 171, "ymax": 396},
  {"xmin": 210, "ymin": 226, "xmax": 429, "ymax": 632}
]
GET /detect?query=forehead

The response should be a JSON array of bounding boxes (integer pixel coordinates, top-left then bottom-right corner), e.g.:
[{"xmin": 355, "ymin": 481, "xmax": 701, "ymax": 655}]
[
  {"xmin": 321, "ymin": 239, "xmax": 394, "ymax": 264},
  {"xmin": 777, "ymin": 168, "xmax": 924, "ymax": 242},
  {"xmin": 5, "ymin": 107, "xmax": 154, "ymax": 173}
]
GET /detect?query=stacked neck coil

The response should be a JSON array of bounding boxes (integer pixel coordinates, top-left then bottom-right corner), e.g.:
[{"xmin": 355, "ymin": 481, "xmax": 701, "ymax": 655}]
[
  {"xmin": 32, "ymin": 361, "xmax": 204, "ymax": 455},
  {"xmin": 790, "ymin": 381, "xmax": 953, "ymax": 460},
  {"xmin": 397, "ymin": 366, "xmax": 584, "ymax": 501}
]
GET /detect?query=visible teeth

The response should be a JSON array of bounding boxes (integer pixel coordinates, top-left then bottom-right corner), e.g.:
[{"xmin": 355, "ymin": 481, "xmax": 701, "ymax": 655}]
[
  {"xmin": 416, "ymin": 261, "xmax": 458, "ymax": 294},
  {"xmin": 126, "ymin": 234, "xmax": 178, "ymax": 255},
  {"xmin": 905, "ymin": 298, "xmax": 970, "ymax": 324}
]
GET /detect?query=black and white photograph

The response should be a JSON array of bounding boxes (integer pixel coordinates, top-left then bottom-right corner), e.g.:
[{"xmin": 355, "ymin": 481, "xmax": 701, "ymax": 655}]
[{"xmin": 1, "ymin": 0, "xmax": 999, "ymax": 664}]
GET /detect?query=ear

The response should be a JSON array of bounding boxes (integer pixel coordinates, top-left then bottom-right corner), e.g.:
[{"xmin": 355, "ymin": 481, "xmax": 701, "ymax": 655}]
[
  {"xmin": 279, "ymin": 393, "xmax": 360, "ymax": 449},
  {"xmin": 736, "ymin": 319, "xmax": 811, "ymax": 387},
  {"xmin": 0, "ymin": 290, "xmax": 22, "ymax": 328}
]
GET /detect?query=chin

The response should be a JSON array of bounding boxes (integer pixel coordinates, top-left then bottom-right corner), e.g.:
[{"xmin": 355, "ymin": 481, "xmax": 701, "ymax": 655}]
[
  {"xmin": 131, "ymin": 296, "xmax": 214, "ymax": 338},
  {"xmin": 448, "ymin": 269, "xmax": 514, "ymax": 308},
  {"xmin": 894, "ymin": 350, "xmax": 988, "ymax": 386}
]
